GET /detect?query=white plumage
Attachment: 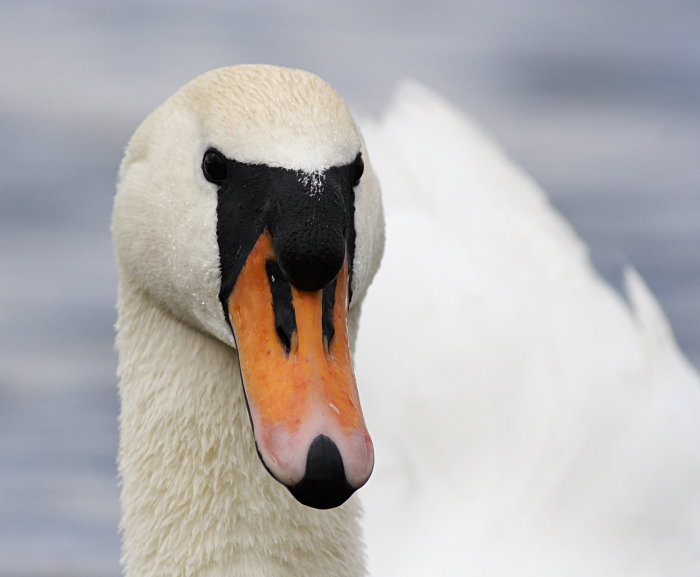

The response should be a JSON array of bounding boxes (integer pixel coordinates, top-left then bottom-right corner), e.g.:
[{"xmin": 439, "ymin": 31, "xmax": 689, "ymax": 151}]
[
  {"xmin": 113, "ymin": 66, "xmax": 377, "ymax": 577},
  {"xmin": 358, "ymin": 82, "xmax": 700, "ymax": 577},
  {"xmin": 113, "ymin": 65, "xmax": 700, "ymax": 577}
]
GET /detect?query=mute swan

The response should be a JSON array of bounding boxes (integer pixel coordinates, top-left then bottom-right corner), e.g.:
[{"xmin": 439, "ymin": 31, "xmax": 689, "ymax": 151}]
[
  {"xmin": 113, "ymin": 64, "xmax": 382, "ymax": 576},
  {"xmin": 113, "ymin": 65, "xmax": 700, "ymax": 577}
]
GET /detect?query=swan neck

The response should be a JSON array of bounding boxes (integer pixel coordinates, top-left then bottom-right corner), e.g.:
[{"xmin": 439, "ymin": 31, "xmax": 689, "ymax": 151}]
[{"xmin": 116, "ymin": 282, "xmax": 366, "ymax": 577}]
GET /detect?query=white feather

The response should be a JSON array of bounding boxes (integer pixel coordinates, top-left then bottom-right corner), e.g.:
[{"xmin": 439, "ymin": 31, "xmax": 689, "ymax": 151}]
[
  {"xmin": 114, "ymin": 66, "xmax": 700, "ymax": 577},
  {"xmin": 357, "ymin": 82, "xmax": 700, "ymax": 577}
]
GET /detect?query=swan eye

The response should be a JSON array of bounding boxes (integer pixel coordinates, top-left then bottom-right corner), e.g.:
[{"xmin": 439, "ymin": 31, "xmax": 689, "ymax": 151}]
[
  {"xmin": 352, "ymin": 153, "xmax": 364, "ymax": 187},
  {"xmin": 202, "ymin": 148, "xmax": 228, "ymax": 184}
]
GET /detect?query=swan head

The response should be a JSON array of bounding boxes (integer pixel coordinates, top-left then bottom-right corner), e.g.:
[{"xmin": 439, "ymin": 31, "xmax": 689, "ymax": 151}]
[{"xmin": 113, "ymin": 65, "xmax": 384, "ymax": 509}]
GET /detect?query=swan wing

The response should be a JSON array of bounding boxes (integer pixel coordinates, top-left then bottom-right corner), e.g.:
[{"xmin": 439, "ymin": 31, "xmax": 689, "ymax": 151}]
[{"xmin": 356, "ymin": 82, "xmax": 700, "ymax": 577}]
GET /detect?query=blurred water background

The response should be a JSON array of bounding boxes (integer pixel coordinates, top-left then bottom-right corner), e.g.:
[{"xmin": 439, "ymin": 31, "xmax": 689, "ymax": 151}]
[{"xmin": 0, "ymin": 1, "xmax": 698, "ymax": 575}]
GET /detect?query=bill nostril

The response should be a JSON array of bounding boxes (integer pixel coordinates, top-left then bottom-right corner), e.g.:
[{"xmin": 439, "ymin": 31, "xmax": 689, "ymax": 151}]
[
  {"xmin": 266, "ymin": 260, "xmax": 296, "ymax": 354},
  {"xmin": 322, "ymin": 279, "xmax": 337, "ymax": 349}
]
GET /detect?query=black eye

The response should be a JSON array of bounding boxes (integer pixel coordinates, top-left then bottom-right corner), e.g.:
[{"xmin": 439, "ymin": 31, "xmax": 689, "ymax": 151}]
[
  {"xmin": 202, "ymin": 148, "xmax": 228, "ymax": 184},
  {"xmin": 352, "ymin": 153, "xmax": 364, "ymax": 187}
]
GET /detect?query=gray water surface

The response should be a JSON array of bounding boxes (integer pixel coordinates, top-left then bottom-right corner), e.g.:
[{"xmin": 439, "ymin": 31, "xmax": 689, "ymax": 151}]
[{"xmin": 1, "ymin": 2, "xmax": 698, "ymax": 575}]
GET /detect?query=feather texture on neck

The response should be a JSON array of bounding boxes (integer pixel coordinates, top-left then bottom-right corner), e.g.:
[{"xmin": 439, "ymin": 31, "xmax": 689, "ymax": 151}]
[{"xmin": 116, "ymin": 282, "xmax": 366, "ymax": 577}]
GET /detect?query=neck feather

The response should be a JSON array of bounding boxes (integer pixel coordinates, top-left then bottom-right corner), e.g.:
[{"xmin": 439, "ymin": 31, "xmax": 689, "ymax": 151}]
[{"xmin": 116, "ymin": 281, "xmax": 366, "ymax": 577}]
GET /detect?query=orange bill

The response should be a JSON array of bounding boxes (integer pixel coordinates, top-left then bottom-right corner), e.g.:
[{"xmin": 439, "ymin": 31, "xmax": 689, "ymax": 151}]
[{"xmin": 227, "ymin": 231, "xmax": 374, "ymax": 496}]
